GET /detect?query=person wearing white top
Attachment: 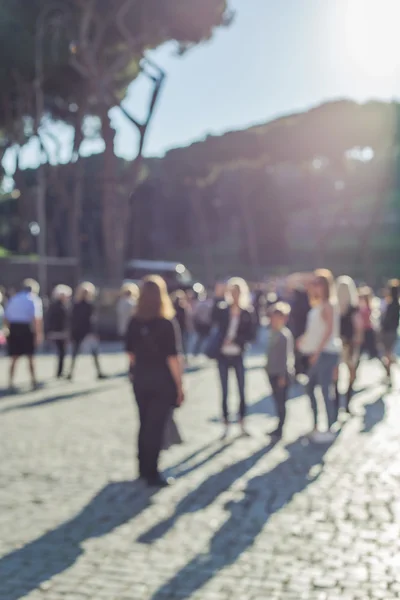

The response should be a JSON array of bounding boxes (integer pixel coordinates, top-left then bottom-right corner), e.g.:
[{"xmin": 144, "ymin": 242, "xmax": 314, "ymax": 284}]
[
  {"xmin": 297, "ymin": 270, "xmax": 341, "ymax": 443},
  {"xmin": 116, "ymin": 283, "xmax": 139, "ymax": 338},
  {"xmin": 4, "ymin": 278, "xmax": 44, "ymax": 390}
]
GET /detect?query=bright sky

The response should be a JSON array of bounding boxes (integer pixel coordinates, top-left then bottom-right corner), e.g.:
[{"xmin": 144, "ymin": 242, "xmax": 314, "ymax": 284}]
[{"xmin": 4, "ymin": 0, "xmax": 400, "ymax": 174}]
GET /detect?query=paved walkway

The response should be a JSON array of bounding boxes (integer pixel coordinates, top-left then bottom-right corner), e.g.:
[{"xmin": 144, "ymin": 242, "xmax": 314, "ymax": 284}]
[{"xmin": 0, "ymin": 351, "xmax": 399, "ymax": 600}]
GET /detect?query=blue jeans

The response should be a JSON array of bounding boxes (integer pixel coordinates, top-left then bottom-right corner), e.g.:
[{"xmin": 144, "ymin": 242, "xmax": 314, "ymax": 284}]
[
  {"xmin": 218, "ymin": 355, "xmax": 246, "ymax": 422},
  {"xmin": 306, "ymin": 352, "xmax": 339, "ymax": 429}
]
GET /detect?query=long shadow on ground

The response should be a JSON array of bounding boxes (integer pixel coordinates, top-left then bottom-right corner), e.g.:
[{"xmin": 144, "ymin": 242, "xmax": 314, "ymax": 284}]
[
  {"xmin": 0, "ymin": 481, "xmax": 153, "ymax": 600},
  {"xmin": 361, "ymin": 396, "xmax": 386, "ymax": 433},
  {"xmin": 0, "ymin": 382, "xmax": 121, "ymax": 414},
  {"xmin": 0, "ymin": 443, "xmax": 269, "ymax": 599},
  {"xmin": 138, "ymin": 444, "xmax": 274, "ymax": 545},
  {"xmin": 150, "ymin": 437, "xmax": 332, "ymax": 600}
]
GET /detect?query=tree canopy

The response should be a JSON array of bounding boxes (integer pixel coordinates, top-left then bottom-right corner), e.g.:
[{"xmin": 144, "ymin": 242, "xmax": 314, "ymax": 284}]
[{"xmin": 0, "ymin": 0, "xmax": 232, "ymax": 280}]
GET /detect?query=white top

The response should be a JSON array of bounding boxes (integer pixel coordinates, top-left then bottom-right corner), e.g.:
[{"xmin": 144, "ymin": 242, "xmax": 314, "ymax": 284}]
[
  {"xmin": 5, "ymin": 291, "xmax": 43, "ymax": 324},
  {"xmin": 298, "ymin": 302, "xmax": 341, "ymax": 355},
  {"xmin": 116, "ymin": 297, "xmax": 136, "ymax": 337},
  {"xmin": 221, "ymin": 313, "xmax": 241, "ymax": 356}
]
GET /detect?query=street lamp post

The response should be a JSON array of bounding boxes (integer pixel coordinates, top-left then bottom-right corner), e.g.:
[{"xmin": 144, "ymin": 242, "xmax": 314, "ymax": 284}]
[
  {"xmin": 34, "ymin": 2, "xmax": 72, "ymax": 294},
  {"xmin": 35, "ymin": 8, "xmax": 48, "ymax": 294}
]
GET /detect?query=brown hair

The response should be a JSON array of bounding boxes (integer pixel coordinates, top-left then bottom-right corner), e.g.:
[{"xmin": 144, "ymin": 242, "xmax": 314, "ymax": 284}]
[
  {"xmin": 314, "ymin": 269, "xmax": 335, "ymax": 302},
  {"xmin": 136, "ymin": 275, "xmax": 175, "ymax": 321}
]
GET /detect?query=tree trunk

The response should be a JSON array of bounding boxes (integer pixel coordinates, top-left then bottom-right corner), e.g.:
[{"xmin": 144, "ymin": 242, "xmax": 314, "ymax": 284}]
[
  {"xmin": 70, "ymin": 159, "xmax": 84, "ymax": 279},
  {"xmin": 100, "ymin": 111, "xmax": 125, "ymax": 282}
]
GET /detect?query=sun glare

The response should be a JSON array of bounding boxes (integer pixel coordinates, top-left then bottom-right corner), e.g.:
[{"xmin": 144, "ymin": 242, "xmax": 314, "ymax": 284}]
[{"xmin": 345, "ymin": 0, "xmax": 400, "ymax": 77}]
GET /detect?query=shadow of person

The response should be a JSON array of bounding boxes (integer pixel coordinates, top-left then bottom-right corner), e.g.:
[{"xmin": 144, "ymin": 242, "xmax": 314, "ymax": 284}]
[
  {"xmin": 138, "ymin": 444, "xmax": 274, "ymax": 545},
  {"xmin": 361, "ymin": 396, "xmax": 386, "ymax": 433},
  {"xmin": 0, "ymin": 383, "xmax": 118, "ymax": 414},
  {"xmin": 0, "ymin": 480, "xmax": 154, "ymax": 600},
  {"xmin": 150, "ymin": 437, "xmax": 333, "ymax": 600},
  {"xmin": 166, "ymin": 439, "xmax": 234, "ymax": 480},
  {"xmin": 241, "ymin": 381, "xmax": 305, "ymax": 419}
]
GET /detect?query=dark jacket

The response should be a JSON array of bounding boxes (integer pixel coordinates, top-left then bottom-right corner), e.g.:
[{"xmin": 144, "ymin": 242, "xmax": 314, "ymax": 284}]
[
  {"xmin": 382, "ymin": 300, "xmax": 400, "ymax": 333},
  {"xmin": 213, "ymin": 302, "xmax": 256, "ymax": 352},
  {"xmin": 46, "ymin": 300, "xmax": 69, "ymax": 334},
  {"xmin": 70, "ymin": 300, "xmax": 95, "ymax": 340},
  {"xmin": 288, "ymin": 289, "xmax": 310, "ymax": 340}
]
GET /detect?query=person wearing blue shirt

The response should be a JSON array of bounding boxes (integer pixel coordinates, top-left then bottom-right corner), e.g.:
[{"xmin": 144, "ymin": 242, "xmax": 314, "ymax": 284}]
[{"xmin": 4, "ymin": 279, "xmax": 43, "ymax": 390}]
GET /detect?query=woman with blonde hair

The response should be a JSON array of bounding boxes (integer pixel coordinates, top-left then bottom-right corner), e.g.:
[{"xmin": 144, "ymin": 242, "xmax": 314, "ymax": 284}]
[
  {"xmin": 125, "ymin": 275, "xmax": 184, "ymax": 487},
  {"xmin": 335, "ymin": 276, "xmax": 364, "ymax": 413},
  {"xmin": 116, "ymin": 282, "xmax": 139, "ymax": 338},
  {"xmin": 297, "ymin": 270, "xmax": 342, "ymax": 442},
  {"xmin": 67, "ymin": 282, "xmax": 105, "ymax": 380},
  {"xmin": 211, "ymin": 277, "xmax": 256, "ymax": 438},
  {"xmin": 46, "ymin": 284, "xmax": 73, "ymax": 378}
]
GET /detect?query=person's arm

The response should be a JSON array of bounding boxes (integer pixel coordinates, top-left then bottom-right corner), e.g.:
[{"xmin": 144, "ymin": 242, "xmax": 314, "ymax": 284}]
[
  {"xmin": 352, "ymin": 311, "xmax": 364, "ymax": 347},
  {"xmin": 166, "ymin": 320, "xmax": 184, "ymax": 406},
  {"xmin": 34, "ymin": 298, "xmax": 44, "ymax": 346},
  {"xmin": 286, "ymin": 332, "xmax": 295, "ymax": 379},
  {"xmin": 274, "ymin": 334, "xmax": 289, "ymax": 386},
  {"xmin": 125, "ymin": 318, "xmax": 136, "ymax": 377},
  {"xmin": 309, "ymin": 302, "xmax": 333, "ymax": 364}
]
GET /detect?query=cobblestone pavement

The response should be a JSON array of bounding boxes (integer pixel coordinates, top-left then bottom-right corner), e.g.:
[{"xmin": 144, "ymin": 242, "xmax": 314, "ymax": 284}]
[{"xmin": 1, "ymin": 349, "xmax": 400, "ymax": 600}]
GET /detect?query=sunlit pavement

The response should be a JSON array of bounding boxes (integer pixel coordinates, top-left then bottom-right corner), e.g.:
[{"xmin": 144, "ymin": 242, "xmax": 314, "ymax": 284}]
[{"xmin": 1, "ymin": 350, "xmax": 400, "ymax": 600}]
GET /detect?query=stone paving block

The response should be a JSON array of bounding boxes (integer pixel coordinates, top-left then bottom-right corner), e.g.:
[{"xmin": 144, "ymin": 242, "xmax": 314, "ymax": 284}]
[{"xmin": 1, "ymin": 354, "xmax": 400, "ymax": 599}]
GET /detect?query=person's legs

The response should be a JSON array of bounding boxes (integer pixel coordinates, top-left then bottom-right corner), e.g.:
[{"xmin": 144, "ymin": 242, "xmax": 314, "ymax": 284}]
[
  {"xmin": 345, "ymin": 352, "xmax": 359, "ymax": 413},
  {"xmin": 218, "ymin": 357, "xmax": 230, "ymax": 424},
  {"xmin": 233, "ymin": 355, "xmax": 246, "ymax": 423},
  {"xmin": 27, "ymin": 355, "xmax": 36, "ymax": 387},
  {"xmin": 192, "ymin": 330, "xmax": 202, "ymax": 356},
  {"xmin": 8, "ymin": 357, "xmax": 18, "ymax": 388},
  {"xmin": 68, "ymin": 339, "xmax": 82, "ymax": 379},
  {"xmin": 306, "ymin": 364, "xmax": 319, "ymax": 430},
  {"xmin": 55, "ymin": 340, "xmax": 65, "ymax": 378},
  {"xmin": 92, "ymin": 350, "xmax": 104, "ymax": 378},
  {"xmin": 135, "ymin": 389, "xmax": 149, "ymax": 478},
  {"xmin": 140, "ymin": 395, "xmax": 171, "ymax": 483},
  {"xmin": 365, "ymin": 329, "xmax": 378, "ymax": 360},
  {"xmin": 317, "ymin": 353, "xmax": 339, "ymax": 429},
  {"xmin": 270, "ymin": 376, "xmax": 287, "ymax": 436}
]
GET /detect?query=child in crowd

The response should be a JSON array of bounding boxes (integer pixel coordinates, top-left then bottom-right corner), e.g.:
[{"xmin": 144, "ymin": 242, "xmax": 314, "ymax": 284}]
[{"xmin": 266, "ymin": 302, "xmax": 295, "ymax": 440}]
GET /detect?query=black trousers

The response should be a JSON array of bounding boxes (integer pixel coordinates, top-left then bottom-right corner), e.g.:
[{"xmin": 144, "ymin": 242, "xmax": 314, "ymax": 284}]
[
  {"xmin": 134, "ymin": 386, "xmax": 173, "ymax": 480},
  {"xmin": 269, "ymin": 375, "xmax": 289, "ymax": 434},
  {"xmin": 69, "ymin": 337, "xmax": 101, "ymax": 376},
  {"xmin": 54, "ymin": 340, "xmax": 66, "ymax": 377},
  {"xmin": 362, "ymin": 329, "xmax": 378, "ymax": 359},
  {"xmin": 217, "ymin": 354, "xmax": 246, "ymax": 422}
]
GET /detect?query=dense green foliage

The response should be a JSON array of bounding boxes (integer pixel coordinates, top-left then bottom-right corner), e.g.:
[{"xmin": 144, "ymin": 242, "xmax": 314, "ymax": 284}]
[
  {"xmin": 0, "ymin": 0, "xmax": 232, "ymax": 280},
  {"xmin": 2, "ymin": 99, "xmax": 400, "ymax": 285},
  {"xmin": 1, "ymin": 3, "xmax": 399, "ymax": 285}
]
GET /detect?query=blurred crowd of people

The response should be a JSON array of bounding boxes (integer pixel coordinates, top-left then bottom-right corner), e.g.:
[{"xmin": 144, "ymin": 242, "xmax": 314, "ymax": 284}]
[{"xmin": 0, "ymin": 271, "xmax": 398, "ymax": 486}]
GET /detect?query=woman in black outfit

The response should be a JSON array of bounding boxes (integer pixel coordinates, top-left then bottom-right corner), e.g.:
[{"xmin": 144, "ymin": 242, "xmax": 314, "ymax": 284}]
[
  {"xmin": 213, "ymin": 277, "xmax": 256, "ymax": 437},
  {"xmin": 67, "ymin": 282, "xmax": 105, "ymax": 380},
  {"xmin": 46, "ymin": 285, "xmax": 72, "ymax": 378},
  {"xmin": 126, "ymin": 276, "xmax": 184, "ymax": 487}
]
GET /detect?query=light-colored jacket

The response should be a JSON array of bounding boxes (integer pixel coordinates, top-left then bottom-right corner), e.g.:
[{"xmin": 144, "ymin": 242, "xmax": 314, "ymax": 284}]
[{"xmin": 116, "ymin": 297, "xmax": 136, "ymax": 337}]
